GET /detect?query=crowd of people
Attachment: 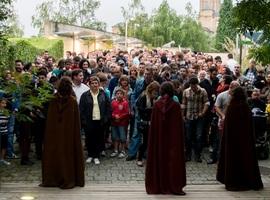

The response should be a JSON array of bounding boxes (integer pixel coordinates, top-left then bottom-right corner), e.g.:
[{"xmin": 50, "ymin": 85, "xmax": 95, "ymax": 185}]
[{"xmin": 0, "ymin": 48, "xmax": 268, "ymax": 192}]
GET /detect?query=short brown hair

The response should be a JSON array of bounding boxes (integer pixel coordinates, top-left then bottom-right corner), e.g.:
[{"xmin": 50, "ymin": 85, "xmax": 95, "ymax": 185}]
[
  {"xmin": 96, "ymin": 72, "xmax": 108, "ymax": 82},
  {"xmin": 119, "ymin": 75, "xmax": 129, "ymax": 84},
  {"xmin": 146, "ymin": 81, "xmax": 160, "ymax": 95},
  {"xmin": 88, "ymin": 76, "xmax": 100, "ymax": 84}
]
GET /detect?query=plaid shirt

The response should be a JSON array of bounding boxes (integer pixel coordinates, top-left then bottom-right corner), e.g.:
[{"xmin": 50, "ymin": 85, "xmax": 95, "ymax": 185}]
[{"xmin": 182, "ymin": 86, "xmax": 209, "ymax": 120}]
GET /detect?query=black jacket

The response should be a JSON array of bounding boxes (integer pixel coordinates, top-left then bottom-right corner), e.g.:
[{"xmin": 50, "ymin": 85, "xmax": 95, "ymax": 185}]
[
  {"xmin": 79, "ymin": 89, "xmax": 111, "ymax": 127},
  {"xmin": 199, "ymin": 78, "xmax": 219, "ymax": 109}
]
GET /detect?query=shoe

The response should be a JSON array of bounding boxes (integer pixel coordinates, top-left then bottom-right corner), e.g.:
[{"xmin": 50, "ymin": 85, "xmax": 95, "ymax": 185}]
[
  {"xmin": 101, "ymin": 150, "xmax": 106, "ymax": 157},
  {"xmin": 195, "ymin": 156, "xmax": 202, "ymax": 163},
  {"xmin": 118, "ymin": 151, "xmax": 126, "ymax": 158},
  {"xmin": 86, "ymin": 157, "xmax": 93, "ymax": 163},
  {"xmin": 110, "ymin": 150, "xmax": 118, "ymax": 158},
  {"xmin": 6, "ymin": 153, "xmax": 19, "ymax": 159},
  {"xmin": 136, "ymin": 160, "xmax": 143, "ymax": 167},
  {"xmin": 173, "ymin": 191, "xmax": 186, "ymax": 195},
  {"xmin": 207, "ymin": 159, "xmax": 217, "ymax": 165},
  {"xmin": 126, "ymin": 155, "xmax": 136, "ymax": 161},
  {"xmin": 21, "ymin": 160, "xmax": 34, "ymax": 166},
  {"xmin": 36, "ymin": 155, "xmax": 42, "ymax": 160},
  {"xmin": 0, "ymin": 159, "xmax": 11, "ymax": 166},
  {"xmin": 185, "ymin": 155, "xmax": 191, "ymax": 162},
  {"xmin": 93, "ymin": 158, "xmax": 100, "ymax": 165}
]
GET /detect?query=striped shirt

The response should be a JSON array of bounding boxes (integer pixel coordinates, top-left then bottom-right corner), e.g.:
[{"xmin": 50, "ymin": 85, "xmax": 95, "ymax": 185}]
[
  {"xmin": 182, "ymin": 86, "xmax": 209, "ymax": 120},
  {"xmin": 0, "ymin": 112, "xmax": 9, "ymax": 136}
]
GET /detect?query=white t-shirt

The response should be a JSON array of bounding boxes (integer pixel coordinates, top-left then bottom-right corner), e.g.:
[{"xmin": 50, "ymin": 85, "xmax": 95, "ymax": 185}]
[
  {"xmin": 215, "ymin": 90, "xmax": 231, "ymax": 114},
  {"xmin": 72, "ymin": 83, "xmax": 89, "ymax": 104},
  {"xmin": 226, "ymin": 59, "xmax": 238, "ymax": 73}
]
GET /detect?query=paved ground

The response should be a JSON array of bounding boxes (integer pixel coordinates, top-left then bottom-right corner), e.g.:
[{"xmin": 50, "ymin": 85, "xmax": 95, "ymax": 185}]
[{"xmin": 1, "ymin": 149, "xmax": 270, "ymax": 185}]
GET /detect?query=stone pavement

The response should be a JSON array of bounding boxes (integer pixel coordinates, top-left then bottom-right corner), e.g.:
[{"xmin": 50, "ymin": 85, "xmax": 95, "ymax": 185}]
[{"xmin": 0, "ymin": 150, "xmax": 270, "ymax": 185}]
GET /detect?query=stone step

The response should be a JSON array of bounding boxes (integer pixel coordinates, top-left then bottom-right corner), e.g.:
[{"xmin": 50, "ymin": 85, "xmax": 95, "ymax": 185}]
[{"xmin": 0, "ymin": 183, "xmax": 270, "ymax": 200}]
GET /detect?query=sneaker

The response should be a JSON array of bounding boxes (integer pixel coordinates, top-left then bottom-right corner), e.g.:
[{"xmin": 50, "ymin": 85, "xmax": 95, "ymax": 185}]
[
  {"xmin": 86, "ymin": 157, "xmax": 93, "ymax": 163},
  {"xmin": 101, "ymin": 150, "xmax": 106, "ymax": 157},
  {"xmin": 0, "ymin": 159, "xmax": 11, "ymax": 166},
  {"xmin": 118, "ymin": 151, "xmax": 126, "ymax": 158},
  {"xmin": 195, "ymin": 156, "xmax": 202, "ymax": 163},
  {"xmin": 21, "ymin": 160, "xmax": 34, "ymax": 166},
  {"xmin": 6, "ymin": 153, "xmax": 19, "ymax": 159},
  {"xmin": 93, "ymin": 158, "xmax": 100, "ymax": 165},
  {"xmin": 126, "ymin": 155, "xmax": 136, "ymax": 161},
  {"xmin": 136, "ymin": 160, "xmax": 143, "ymax": 167},
  {"xmin": 110, "ymin": 150, "xmax": 118, "ymax": 158}
]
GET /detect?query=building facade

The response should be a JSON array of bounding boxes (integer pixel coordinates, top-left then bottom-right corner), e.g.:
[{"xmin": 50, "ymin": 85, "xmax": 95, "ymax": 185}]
[
  {"xmin": 199, "ymin": 0, "xmax": 221, "ymax": 34},
  {"xmin": 43, "ymin": 21, "xmax": 144, "ymax": 53}
]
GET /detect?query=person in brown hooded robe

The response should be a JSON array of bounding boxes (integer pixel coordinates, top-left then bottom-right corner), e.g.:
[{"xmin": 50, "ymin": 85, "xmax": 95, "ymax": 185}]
[
  {"xmin": 41, "ymin": 76, "xmax": 85, "ymax": 189},
  {"xmin": 217, "ymin": 86, "xmax": 263, "ymax": 191},
  {"xmin": 145, "ymin": 82, "xmax": 186, "ymax": 195}
]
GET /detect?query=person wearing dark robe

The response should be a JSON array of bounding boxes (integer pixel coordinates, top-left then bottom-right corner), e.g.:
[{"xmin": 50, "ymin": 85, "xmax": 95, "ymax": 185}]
[
  {"xmin": 41, "ymin": 76, "xmax": 85, "ymax": 189},
  {"xmin": 217, "ymin": 86, "xmax": 263, "ymax": 191},
  {"xmin": 145, "ymin": 82, "xmax": 186, "ymax": 195}
]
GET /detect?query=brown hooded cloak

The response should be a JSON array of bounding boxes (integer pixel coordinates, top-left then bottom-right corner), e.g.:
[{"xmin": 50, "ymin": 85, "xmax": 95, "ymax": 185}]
[
  {"xmin": 41, "ymin": 94, "xmax": 85, "ymax": 189},
  {"xmin": 217, "ymin": 98, "xmax": 263, "ymax": 191},
  {"xmin": 145, "ymin": 96, "xmax": 186, "ymax": 194}
]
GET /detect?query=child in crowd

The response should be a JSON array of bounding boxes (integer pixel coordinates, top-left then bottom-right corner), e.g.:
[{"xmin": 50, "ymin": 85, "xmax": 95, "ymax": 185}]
[
  {"xmin": 0, "ymin": 98, "xmax": 11, "ymax": 165},
  {"xmin": 110, "ymin": 89, "xmax": 129, "ymax": 158}
]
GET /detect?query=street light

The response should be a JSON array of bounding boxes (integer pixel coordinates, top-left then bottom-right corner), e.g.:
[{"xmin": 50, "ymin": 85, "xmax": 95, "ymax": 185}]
[
  {"xmin": 125, "ymin": 19, "xmax": 128, "ymax": 49},
  {"xmin": 125, "ymin": 17, "xmax": 134, "ymax": 49}
]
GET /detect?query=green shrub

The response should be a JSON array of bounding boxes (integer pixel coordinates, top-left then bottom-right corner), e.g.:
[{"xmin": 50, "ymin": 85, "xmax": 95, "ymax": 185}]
[
  {"xmin": 0, "ymin": 38, "xmax": 16, "ymax": 70},
  {"xmin": 0, "ymin": 37, "xmax": 64, "ymax": 69}
]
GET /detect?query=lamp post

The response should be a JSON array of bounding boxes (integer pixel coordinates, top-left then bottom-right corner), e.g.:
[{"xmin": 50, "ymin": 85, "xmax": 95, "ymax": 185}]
[{"xmin": 124, "ymin": 17, "xmax": 134, "ymax": 49}]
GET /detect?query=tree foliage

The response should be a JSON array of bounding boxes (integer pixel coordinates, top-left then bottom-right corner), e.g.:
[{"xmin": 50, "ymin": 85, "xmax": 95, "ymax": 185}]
[
  {"xmin": 232, "ymin": 0, "xmax": 270, "ymax": 65},
  {"xmin": 32, "ymin": 0, "xmax": 107, "ymax": 34},
  {"xmin": 0, "ymin": 0, "xmax": 13, "ymax": 37},
  {"xmin": 4, "ymin": 12, "xmax": 24, "ymax": 37},
  {"xmin": 0, "ymin": 73, "xmax": 54, "ymax": 122},
  {"xmin": 215, "ymin": 0, "xmax": 237, "ymax": 51},
  {"xmin": 119, "ymin": 0, "xmax": 212, "ymax": 51},
  {"xmin": 121, "ymin": 0, "xmax": 144, "ymax": 21}
]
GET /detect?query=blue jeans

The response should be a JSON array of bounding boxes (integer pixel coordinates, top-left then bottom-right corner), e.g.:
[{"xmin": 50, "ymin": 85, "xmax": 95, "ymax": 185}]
[
  {"xmin": 111, "ymin": 126, "xmax": 127, "ymax": 143},
  {"xmin": 127, "ymin": 112, "xmax": 142, "ymax": 157},
  {"xmin": 7, "ymin": 114, "xmax": 15, "ymax": 157},
  {"xmin": 185, "ymin": 117, "xmax": 204, "ymax": 157}
]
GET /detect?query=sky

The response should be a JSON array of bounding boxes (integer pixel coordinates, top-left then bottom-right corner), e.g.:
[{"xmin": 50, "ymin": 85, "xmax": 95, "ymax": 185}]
[{"xmin": 15, "ymin": 0, "xmax": 200, "ymax": 37}]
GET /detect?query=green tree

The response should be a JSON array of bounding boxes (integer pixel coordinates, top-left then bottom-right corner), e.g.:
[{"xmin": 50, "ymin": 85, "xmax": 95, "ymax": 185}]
[
  {"xmin": 0, "ymin": 0, "xmax": 13, "ymax": 37},
  {"xmin": 32, "ymin": 0, "xmax": 107, "ymax": 34},
  {"xmin": 5, "ymin": 12, "xmax": 24, "ymax": 37},
  {"xmin": 232, "ymin": 0, "xmax": 270, "ymax": 65},
  {"xmin": 215, "ymin": 0, "xmax": 237, "ymax": 51},
  {"xmin": 118, "ymin": 0, "xmax": 212, "ymax": 51},
  {"xmin": 0, "ymin": 0, "xmax": 16, "ymax": 70},
  {"xmin": 180, "ymin": 18, "xmax": 212, "ymax": 51}
]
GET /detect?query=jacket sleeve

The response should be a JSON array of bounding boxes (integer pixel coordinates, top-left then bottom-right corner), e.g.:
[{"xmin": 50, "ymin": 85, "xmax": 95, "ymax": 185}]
[
  {"xmin": 104, "ymin": 91, "xmax": 112, "ymax": 123},
  {"xmin": 79, "ymin": 92, "xmax": 87, "ymax": 127}
]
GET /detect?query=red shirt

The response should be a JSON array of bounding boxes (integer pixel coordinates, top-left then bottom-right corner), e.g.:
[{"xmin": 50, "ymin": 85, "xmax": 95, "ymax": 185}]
[{"xmin": 111, "ymin": 99, "xmax": 130, "ymax": 126}]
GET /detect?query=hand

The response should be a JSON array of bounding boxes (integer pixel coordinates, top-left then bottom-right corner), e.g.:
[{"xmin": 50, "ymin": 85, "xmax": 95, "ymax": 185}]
[
  {"xmin": 182, "ymin": 116, "xmax": 186, "ymax": 122},
  {"xmin": 221, "ymin": 114, "xmax": 225, "ymax": 120},
  {"xmin": 198, "ymin": 112, "xmax": 204, "ymax": 118}
]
